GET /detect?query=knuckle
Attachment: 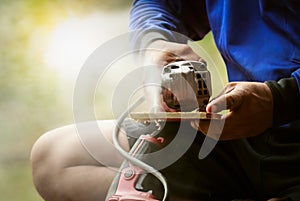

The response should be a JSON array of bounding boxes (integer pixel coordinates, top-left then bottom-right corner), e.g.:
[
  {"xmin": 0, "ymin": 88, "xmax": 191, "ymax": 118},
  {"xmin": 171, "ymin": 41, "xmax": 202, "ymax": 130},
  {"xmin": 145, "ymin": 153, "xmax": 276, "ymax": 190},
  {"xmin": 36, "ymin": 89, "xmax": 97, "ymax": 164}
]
[{"xmin": 225, "ymin": 94, "xmax": 235, "ymax": 107}]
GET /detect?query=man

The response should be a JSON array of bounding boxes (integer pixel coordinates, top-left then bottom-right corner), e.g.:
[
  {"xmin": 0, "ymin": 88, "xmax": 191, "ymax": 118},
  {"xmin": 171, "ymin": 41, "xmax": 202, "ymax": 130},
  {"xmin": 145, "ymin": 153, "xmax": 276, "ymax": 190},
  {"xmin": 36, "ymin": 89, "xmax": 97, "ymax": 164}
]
[
  {"xmin": 31, "ymin": 0, "xmax": 300, "ymax": 200},
  {"xmin": 129, "ymin": 0, "xmax": 300, "ymax": 200}
]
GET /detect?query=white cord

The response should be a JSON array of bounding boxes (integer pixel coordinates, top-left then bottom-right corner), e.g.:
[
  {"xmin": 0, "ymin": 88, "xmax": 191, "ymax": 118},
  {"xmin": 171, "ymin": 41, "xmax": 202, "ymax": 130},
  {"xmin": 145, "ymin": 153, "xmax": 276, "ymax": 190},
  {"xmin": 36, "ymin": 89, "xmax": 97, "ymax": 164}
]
[{"xmin": 112, "ymin": 97, "xmax": 168, "ymax": 201}]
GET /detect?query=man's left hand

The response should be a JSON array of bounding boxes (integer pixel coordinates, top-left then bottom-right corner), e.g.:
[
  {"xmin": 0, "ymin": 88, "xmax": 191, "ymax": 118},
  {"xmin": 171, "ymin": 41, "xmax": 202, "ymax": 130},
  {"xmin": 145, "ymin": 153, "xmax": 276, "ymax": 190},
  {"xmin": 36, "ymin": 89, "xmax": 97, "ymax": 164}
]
[{"xmin": 191, "ymin": 82, "xmax": 273, "ymax": 140}]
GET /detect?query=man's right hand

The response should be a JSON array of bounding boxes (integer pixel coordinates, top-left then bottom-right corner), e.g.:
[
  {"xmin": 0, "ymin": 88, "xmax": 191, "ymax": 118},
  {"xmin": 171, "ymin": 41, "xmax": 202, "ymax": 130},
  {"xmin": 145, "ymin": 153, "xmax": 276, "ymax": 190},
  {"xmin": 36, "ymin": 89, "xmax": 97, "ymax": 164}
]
[
  {"xmin": 146, "ymin": 40, "xmax": 205, "ymax": 66},
  {"xmin": 144, "ymin": 40, "xmax": 205, "ymax": 112}
]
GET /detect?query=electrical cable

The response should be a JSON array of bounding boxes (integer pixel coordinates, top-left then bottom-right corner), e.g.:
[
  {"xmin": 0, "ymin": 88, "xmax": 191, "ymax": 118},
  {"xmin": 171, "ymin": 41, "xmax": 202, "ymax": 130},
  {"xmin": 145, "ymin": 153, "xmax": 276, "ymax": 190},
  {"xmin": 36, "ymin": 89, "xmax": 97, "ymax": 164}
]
[{"xmin": 112, "ymin": 96, "xmax": 168, "ymax": 201}]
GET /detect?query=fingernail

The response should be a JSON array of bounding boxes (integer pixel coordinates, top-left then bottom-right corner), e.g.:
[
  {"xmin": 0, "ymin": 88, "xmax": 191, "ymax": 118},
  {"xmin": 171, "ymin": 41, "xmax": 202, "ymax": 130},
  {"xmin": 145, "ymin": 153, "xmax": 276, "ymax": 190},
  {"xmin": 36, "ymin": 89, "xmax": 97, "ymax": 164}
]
[{"xmin": 210, "ymin": 105, "xmax": 218, "ymax": 113}]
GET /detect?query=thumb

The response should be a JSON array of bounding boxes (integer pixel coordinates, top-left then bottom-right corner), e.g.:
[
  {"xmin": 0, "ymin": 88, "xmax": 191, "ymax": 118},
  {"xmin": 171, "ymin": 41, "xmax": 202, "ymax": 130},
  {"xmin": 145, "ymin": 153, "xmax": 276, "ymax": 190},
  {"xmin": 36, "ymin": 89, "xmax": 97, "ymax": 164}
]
[{"xmin": 207, "ymin": 91, "xmax": 243, "ymax": 113}]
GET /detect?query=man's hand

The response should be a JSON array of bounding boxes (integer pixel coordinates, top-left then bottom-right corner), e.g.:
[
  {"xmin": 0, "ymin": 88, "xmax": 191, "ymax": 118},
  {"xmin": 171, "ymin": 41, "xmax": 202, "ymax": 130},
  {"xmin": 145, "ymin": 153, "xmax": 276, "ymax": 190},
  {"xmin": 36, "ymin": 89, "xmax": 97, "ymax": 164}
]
[
  {"xmin": 146, "ymin": 40, "xmax": 205, "ymax": 66},
  {"xmin": 144, "ymin": 40, "xmax": 206, "ymax": 112},
  {"xmin": 191, "ymin": 82, "xmax": 274, "ymax": 140}
]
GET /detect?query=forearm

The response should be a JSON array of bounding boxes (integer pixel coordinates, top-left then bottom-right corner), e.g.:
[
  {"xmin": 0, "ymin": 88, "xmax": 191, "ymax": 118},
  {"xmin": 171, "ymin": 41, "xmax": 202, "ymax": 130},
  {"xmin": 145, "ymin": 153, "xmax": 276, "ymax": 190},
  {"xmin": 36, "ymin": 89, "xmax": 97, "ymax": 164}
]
[
  {"xmin": 130, "ymin": 0, "xmax": 188, "ymax": 50},
  {"xmin": 129, "ymin": 0, "xmax": 210, "ymax": 48},
  {"xmin": 130, "ymin": 0, "xmax": 186, "ymax": 41}
]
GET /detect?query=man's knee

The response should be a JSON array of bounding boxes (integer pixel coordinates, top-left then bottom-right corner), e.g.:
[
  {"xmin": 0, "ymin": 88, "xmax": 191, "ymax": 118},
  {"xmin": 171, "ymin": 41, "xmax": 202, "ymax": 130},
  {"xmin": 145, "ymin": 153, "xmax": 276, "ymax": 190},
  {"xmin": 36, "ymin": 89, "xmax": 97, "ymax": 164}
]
[
  {"xmin": 30, "ymin": 121, "xmax": 130, "ymax": 200},
  {"xmin": 30, "ymin": 124, "xmax": 99, "ymax": 200},
  {"xmin": 31, "ymin": 129, "xmax": 63, "ymax": 200}
]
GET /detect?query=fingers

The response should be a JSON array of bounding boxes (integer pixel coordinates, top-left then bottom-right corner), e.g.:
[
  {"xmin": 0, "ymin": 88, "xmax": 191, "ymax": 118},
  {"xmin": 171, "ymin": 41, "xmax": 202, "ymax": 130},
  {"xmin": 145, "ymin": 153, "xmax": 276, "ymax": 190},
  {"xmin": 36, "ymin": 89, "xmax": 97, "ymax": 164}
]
[
  {"xmin": 159, "ymin": 94, "xmax": 178, "ymax": 112},
  {"xmin": 155, "ymin": 49, "xmax": 201, "ymax": 65},
  {"xmin": 198, "ymin": 57, "xmax": 207, "ymax": 65},
  {"xmin": 147, "ymin": 40, "xmax": 204, "ymax": 66},
  {"xmin": 191, "ymin": 118, "xmax": 224, "ymax": 141},
  {"xmin": 207, "ymin": 84, "xmax": 243, "ymax": 113},
  {"xmin": 208, "ymin": 93, "xmax": 243, "ymax": 113},
  {"xmin": 196, "ymin": 82, "xmax": 274, "ymax": 140}
]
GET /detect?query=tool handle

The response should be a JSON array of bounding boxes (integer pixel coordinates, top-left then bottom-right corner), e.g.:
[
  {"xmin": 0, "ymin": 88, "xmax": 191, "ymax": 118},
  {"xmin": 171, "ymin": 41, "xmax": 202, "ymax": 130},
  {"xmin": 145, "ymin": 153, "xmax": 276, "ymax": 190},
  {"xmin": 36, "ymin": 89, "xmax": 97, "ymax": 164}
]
[{"xmin": 105, "ymin": 135, "xmax": 164, "ymax": 201}]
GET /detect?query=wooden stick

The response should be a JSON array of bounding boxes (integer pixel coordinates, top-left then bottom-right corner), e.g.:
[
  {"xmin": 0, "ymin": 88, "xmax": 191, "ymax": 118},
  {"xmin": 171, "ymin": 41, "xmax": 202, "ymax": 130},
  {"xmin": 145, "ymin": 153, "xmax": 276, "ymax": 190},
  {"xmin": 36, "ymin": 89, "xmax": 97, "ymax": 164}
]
[{"xmin": 129, "ymin": 112, "xmax": 221, "ymax": 121}]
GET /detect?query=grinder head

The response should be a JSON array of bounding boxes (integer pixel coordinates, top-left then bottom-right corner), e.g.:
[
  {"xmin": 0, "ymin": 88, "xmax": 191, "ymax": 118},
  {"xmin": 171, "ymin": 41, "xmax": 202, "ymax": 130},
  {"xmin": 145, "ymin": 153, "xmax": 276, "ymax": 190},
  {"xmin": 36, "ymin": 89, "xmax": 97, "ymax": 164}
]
[{"xmin": 161, "ymin": 60, "xmax": 212, "ymax": 111}]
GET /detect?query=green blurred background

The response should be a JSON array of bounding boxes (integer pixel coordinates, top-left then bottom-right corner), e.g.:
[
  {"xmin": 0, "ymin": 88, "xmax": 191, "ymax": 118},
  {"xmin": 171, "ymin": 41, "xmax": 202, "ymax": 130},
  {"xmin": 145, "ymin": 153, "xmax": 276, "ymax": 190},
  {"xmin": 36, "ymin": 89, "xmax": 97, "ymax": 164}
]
[
  {"xmin": 0, "ymin": 1, "xmax": 131, "ymax": 200},
  {"xmin": 0, "ymin": 1, "xmax": 226, "ymax": 200}
]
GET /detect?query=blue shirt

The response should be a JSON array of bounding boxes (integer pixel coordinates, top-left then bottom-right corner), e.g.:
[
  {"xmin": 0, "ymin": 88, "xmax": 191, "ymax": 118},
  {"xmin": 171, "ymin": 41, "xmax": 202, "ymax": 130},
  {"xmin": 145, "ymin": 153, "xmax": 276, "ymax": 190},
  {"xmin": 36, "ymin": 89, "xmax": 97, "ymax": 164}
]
[
  {"xmin": 130, "ymin": 0, "xmax": 300, "ymax": 93},
  {"xmin": 129, "ymin": 2, "xmax": 300, "ymax": 199}
]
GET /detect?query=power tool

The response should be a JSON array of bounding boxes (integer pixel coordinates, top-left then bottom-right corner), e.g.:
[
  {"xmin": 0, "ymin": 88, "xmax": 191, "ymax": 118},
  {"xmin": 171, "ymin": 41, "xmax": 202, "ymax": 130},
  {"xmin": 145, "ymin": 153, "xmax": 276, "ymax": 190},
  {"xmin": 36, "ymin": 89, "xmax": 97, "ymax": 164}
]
[
  {"xmin": 161, "ymin": 60, "xmax": 211, "ymax": 112},
  {"xmin": 105, "ymin": 60, "xmax": 212, "ymax": 201}
]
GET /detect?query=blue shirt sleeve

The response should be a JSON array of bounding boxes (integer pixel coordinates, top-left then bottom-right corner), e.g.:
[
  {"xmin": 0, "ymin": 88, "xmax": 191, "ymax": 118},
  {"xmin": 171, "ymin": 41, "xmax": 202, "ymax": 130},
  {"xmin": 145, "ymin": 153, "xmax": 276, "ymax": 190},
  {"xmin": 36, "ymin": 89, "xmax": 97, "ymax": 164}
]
[{"xmin": 129, "ymin": 0, "xmax": 210, "ymax": 48}]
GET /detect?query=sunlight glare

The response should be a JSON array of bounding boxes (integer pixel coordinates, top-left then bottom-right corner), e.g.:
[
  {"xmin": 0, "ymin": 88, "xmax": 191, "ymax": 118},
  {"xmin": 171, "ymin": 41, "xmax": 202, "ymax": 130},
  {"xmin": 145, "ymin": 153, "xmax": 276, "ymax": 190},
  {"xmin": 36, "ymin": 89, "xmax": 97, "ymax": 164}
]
[{"xmin": 43, "ymin": 11, "xmax": 129, "ymax": 81}]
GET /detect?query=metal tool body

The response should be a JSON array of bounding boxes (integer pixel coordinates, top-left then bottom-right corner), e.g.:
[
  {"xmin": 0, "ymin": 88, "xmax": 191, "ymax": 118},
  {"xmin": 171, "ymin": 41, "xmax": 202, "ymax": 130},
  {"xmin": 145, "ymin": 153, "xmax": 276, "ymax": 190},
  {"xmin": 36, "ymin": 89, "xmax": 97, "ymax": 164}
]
[{"xmin": 162, "ymin": 60, "xmax": 211, "ymax": 111}]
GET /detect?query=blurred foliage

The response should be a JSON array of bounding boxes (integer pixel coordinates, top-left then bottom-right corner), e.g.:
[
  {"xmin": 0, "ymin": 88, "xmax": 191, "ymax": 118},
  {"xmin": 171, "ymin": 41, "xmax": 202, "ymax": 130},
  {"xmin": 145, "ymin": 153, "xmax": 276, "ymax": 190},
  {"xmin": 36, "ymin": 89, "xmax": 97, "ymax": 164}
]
[{"xmin": 0, "ymin": 0, "xmax": 130, "ymax": 200}]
